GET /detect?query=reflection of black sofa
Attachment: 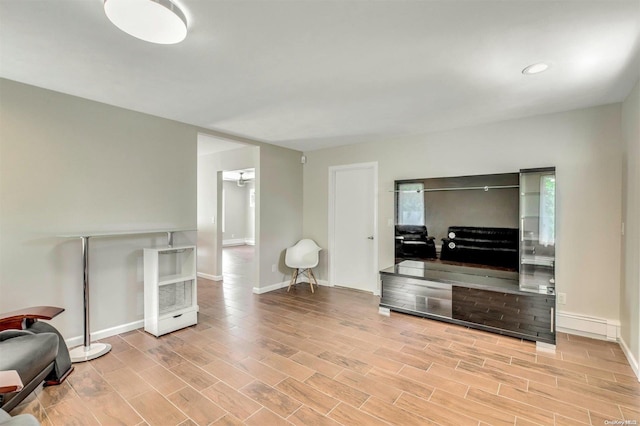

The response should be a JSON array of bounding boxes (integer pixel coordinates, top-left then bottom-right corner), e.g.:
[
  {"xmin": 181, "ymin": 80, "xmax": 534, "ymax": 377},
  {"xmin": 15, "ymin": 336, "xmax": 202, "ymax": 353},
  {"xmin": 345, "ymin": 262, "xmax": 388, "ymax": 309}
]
[
  {"xmin": 395, "ymin": 225, "xmax": 437, "ymax": 259},
  {"xmin": 440, "ymin": 226, "xmax": 518, "ymax": 269}
]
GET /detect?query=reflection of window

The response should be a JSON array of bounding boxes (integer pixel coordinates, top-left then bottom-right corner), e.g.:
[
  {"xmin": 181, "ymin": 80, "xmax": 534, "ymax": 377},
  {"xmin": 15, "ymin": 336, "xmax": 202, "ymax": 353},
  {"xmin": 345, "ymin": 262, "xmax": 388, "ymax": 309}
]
[
  {"xmin": 397, "ymin": 183, "xmax": 424, "ymax": 225},
  {"xmin": 539, "ymin": 175, "xmax": 555, "ymax": 246}
]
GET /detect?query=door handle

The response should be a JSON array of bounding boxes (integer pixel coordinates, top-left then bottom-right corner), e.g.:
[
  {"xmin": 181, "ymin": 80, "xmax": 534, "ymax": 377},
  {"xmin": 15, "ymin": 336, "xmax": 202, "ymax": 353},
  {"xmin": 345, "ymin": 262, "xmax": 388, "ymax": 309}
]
[{"xmin": 367, "ymin": 236, "xmax": 374, "ymax": 240}]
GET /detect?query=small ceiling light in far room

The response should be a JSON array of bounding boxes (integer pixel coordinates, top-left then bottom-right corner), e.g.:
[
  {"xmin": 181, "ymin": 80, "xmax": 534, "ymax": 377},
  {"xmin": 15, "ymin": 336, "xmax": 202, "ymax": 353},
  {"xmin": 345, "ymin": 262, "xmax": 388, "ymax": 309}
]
[
  {"xmin": 237, "ymin": 172, "xmax": 247, "ymax": 187},
  {"xmin": 522, "ymin": 63, "xmax": 549, "ymax": 75},
  {"xmin": 104, "ymin": 0, "xmax": 187, "ymax": 45}
]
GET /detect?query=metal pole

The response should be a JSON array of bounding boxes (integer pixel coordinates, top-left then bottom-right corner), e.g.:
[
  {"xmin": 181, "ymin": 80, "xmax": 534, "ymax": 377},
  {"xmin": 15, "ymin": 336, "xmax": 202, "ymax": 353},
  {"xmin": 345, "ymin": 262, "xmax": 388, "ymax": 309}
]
[
  {"xmin": 391, "ymin": 184, "xmax": 519, "ymax": 193},
  {"xmin": 82, "ymin": 236, "xmax": 90, "ymax": 349},
  {"xmin": 69, "ymin": 236, "xmax": 111, "ymax": 362}
]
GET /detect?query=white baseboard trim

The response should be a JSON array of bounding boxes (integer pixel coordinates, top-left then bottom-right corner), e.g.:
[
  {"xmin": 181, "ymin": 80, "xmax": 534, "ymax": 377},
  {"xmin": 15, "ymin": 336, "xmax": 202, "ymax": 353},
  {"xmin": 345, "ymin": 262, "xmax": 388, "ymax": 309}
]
[
  {"xmin": 556, "ymin": 310, "xmax": 620, "ymax": 341},
  {"xmin": 197, "ymin": 272, "xmax": 223, "ymax": 281},
  {"xmin": 222, "ymin": 239, "xmax": 246, "ymax": 247},
  {"xmin": 65, "ymin": 320, "xmax": 143, "ymax": 349},
  {"xmin": 331, "ymin": 283, "xmax": 380, "ymax": 296},
  {"xmin": 245, "ymin": 239, "xmax": 255, "ymax": 246},
  {"xmin": 253, "ymin": 281, "xmax": 288, "ymax": 294},
  {"xmin": 253, "ymin": 279, "xmax": 330, "ymax": 294},
  {"xmin": 619, "ymin": 336, "xmax": 640, "ymax": 381}
]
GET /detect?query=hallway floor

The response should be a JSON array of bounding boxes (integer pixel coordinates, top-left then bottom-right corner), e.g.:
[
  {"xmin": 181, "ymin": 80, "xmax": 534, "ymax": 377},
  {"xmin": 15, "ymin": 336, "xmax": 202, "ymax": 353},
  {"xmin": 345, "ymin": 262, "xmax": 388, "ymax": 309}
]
[{"xmin": 222, "ymin": 245, "xmax": 255, "ymax": 287}]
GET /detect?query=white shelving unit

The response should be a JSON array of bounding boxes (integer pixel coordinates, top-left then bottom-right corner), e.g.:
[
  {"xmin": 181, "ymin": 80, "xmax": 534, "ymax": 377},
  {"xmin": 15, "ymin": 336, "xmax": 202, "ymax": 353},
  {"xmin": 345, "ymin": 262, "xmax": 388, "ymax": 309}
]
[{"xmin": 144, "ymin": 245, "xmax": 198, "ymax": 337}]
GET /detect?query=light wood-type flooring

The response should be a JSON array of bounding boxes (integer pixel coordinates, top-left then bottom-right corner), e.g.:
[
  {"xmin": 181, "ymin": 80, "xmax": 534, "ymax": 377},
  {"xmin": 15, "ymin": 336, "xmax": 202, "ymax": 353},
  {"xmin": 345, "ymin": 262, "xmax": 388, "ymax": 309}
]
[
  {"xmin": 10, "ymin": 246, "xmax": 640, "ymax": 425},
  {"xmin": 222, "ymin": 245, "xmax": 255, "ymax": 286}
]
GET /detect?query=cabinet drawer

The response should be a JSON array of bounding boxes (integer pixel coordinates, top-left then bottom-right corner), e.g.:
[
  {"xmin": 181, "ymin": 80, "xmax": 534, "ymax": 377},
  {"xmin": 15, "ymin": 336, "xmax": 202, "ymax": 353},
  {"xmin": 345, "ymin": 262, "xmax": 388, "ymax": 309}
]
[
  {"xmin": 157, "ymin": 309, "xmax": 197, "ymax": 336},
  {"xmin": 381, "ymin": 275, "xmax": 452, "ymax": 318}
]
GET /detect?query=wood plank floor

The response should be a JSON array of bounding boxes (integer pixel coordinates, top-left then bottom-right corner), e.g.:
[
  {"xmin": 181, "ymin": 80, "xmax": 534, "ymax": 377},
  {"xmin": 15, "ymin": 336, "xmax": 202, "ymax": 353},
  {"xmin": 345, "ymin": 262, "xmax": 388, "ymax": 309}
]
[{"xmin": 10, "ymin": 246, "xmax": 639, "ymax": 425}]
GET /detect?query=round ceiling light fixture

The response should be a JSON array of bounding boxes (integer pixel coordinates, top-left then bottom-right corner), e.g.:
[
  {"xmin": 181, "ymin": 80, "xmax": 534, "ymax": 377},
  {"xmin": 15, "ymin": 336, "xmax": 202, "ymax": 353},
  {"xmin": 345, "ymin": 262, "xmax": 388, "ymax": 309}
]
[
  {"xmin": 522, "ymin": 63, "xmax": 549, "ymax": 75},
  {"xmin": 104, "ymin": 0, "xmax": 187, "ymax": 45}
]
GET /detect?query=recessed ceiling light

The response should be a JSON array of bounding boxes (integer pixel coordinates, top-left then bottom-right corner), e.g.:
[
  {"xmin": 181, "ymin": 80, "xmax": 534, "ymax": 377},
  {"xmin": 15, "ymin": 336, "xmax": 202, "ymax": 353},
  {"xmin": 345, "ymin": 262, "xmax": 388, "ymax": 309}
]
[
  {"xmin": 522, "ymin": 63, "xmax": 549, "ymax": 75},
  {"xmin": 104, "ymin": 0, "xmax": 187, "ymax": 45}
]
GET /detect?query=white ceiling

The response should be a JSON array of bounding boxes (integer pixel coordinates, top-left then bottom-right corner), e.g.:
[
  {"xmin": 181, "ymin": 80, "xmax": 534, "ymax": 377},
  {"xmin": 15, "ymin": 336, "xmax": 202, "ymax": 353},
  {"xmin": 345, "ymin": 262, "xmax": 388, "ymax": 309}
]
[{"xmin": 1, "ymin": 0, "xmax": 638, "ymax": 152}]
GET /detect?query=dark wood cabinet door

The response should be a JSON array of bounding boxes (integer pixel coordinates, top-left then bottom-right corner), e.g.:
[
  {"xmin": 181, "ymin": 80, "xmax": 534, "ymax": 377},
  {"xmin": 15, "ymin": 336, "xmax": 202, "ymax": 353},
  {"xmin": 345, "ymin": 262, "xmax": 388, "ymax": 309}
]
[{"xmin": 452, "ymin": 286, "xmax": 555, "ymax": 343}]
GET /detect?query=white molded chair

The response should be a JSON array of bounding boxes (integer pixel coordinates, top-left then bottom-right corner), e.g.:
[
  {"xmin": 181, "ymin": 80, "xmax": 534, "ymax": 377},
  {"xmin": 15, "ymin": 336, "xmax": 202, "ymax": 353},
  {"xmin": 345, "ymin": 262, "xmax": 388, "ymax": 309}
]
[{"xmin": 285, "ymin": 239, "xmax": 322, "ymax": 293}]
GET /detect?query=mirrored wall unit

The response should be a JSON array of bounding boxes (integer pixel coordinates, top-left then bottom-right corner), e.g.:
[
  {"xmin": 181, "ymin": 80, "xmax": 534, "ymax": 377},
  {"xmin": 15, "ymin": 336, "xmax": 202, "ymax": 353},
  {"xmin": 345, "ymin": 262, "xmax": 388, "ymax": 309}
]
[
  {"xmin": 395, "ymin": 172, "xmax": 521, "ymax": 270},
  {"xmin": 382, "ymin": 168, "xmax": 556, "ymax": 345}
]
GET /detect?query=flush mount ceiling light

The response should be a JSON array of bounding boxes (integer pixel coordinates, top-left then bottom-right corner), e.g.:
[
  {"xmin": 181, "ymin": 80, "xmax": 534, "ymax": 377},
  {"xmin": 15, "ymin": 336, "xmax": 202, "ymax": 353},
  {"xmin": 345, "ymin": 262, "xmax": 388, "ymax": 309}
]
[
  {"xmin": 522, "ymin": 63, "xmax": 549, "ymax": 75},
  {"xmin": 104, "ymin": 0, "xmax": 187, "ymax": 44}
]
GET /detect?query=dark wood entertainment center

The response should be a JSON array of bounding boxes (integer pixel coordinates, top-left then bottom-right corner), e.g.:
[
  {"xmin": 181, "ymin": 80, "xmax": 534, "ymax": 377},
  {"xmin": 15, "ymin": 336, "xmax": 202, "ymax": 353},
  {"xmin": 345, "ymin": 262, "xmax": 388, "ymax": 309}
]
[
  {"xmin": 384, "ymin": 167, "xmax": 557, "ymax": 346},
  {"xmin": 379, "ymin": 261, "xmax": 556, "ymax": 344}
]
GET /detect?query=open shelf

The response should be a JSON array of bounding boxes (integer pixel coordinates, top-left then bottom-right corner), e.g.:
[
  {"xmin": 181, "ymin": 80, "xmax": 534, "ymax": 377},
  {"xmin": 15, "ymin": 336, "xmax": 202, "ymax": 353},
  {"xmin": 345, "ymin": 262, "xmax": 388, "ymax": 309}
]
[{"xmin": 144, "ymin": 246, "xmax": 198, "ymax": 337}]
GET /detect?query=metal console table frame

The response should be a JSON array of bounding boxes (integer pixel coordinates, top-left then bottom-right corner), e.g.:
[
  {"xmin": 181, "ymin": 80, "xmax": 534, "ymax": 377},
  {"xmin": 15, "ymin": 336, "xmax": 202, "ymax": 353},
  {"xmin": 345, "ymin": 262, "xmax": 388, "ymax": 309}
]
[{"xmin": 60, "ymin": 228, "xmax": 194, "ymax": 362}]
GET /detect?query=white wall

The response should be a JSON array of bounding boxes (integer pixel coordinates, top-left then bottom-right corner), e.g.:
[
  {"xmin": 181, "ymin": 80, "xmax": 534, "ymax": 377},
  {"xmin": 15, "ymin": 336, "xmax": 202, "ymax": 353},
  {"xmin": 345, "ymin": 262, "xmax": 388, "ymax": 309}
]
[
  {"xmin": 0, "ymin": 79, "xmax": 198, "ymax": 340},
  {"xmin": 223, "ymin": 180, "xmax": 249, "ymax": 244},
  {"xmin": 620, "ymin": 79, "xmax": 640, "ymax": 374},
  {"xmin": 303, "ymin": 104, "xmax": 623, "ymax": 323},
  {"xmin": 257, "ymin": 145, "xmax": 304, "ymax": 291}
]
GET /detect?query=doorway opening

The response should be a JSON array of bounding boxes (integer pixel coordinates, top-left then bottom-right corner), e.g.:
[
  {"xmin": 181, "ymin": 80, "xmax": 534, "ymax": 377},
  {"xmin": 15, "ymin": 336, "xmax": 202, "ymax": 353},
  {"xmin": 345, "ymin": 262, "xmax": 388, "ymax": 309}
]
[
  {"xmin": 196, "ymin": 133, "xmax": 258, "ymax": 290},
  {"xmin": 221, "ymin": 168, "xmax": 256, "ymax": 287}
]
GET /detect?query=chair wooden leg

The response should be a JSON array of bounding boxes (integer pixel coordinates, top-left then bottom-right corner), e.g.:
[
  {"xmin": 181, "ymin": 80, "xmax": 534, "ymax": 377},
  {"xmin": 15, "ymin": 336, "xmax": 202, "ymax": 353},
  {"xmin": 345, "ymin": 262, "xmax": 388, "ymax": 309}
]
[
  {"xmin": 309, "ymin": 268, "xmax": 318, "ymax": 293},
  {"xmin": 287, "ymin": 269, "xmax": 298, "ymax": 292}
]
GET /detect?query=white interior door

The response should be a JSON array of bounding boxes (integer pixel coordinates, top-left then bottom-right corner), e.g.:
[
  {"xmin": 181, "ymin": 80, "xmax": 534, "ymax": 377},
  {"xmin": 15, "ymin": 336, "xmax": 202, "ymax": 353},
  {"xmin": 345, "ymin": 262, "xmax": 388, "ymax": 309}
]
[{"xmin": 329, "ymin": 163, "xmax": 378, "ymax": 293}]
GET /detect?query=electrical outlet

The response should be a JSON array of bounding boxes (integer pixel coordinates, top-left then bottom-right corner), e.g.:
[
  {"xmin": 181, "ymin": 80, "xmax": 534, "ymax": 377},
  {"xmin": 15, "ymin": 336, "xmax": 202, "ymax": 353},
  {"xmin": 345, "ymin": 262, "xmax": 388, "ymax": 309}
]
[
  {"xmin": 557, "ymin": 293, "xmax": 566, "ymax": 305},
  {"xmin": 271, "ymin": 264, "xmax": 277, "ymax": 272},
  {"xmin": 211, "ymin": 216, "xmax": 215, "ymax": 224}
]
